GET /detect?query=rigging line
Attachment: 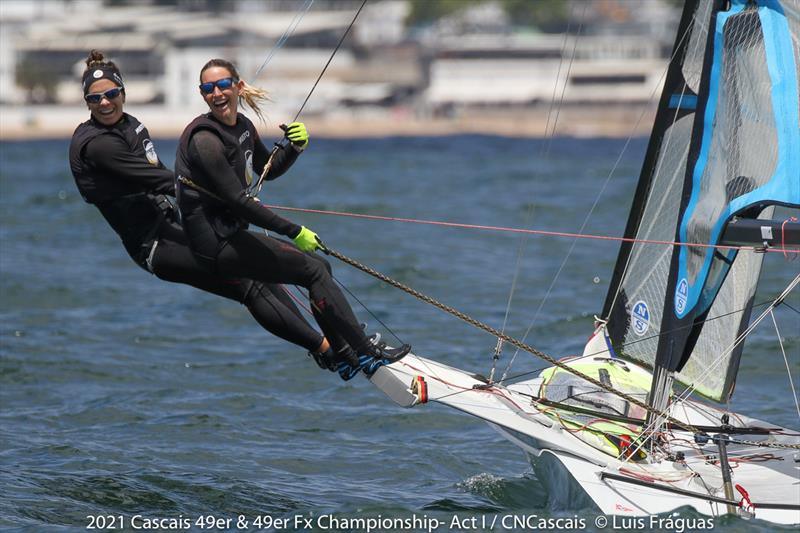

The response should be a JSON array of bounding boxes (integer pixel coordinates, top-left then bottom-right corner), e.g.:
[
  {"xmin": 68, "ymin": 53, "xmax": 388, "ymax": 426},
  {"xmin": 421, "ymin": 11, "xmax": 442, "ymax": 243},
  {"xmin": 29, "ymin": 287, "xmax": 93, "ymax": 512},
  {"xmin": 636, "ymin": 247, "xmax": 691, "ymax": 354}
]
[
  {"xmin": 498, "ymin": 7, "xmax": 587, "ymax": 382},
  {"xmin": 502, "ymin": 9, "xmax": 714, "ymax": 379},
  {"xmin": 670, "ymin": 273, "xmax": 800, "ymax": 410},
  {"xmin": 279, "ymin": 268, "xmax": 404, "ymax": 345},
  {"xmin": 251, "ymin": 0, "xmax": 367, "ymax": 196},
  {"xmin": 493, "ymin": 3, "xmax": 583, "ymax": 378},
  {"xmin": 621, "ymin": 275, "xmax": 800, "ymax": 462},
  {"xmin": 496, "ymin": 295, "xmax": 766, "ymax": 386},
  {"xmin": 771, "ymin": 308, "xmax": 800, "ymax": 419},
  {"xmin": 782, "ymin": 301, "xmax": 800, "ymax": 314},
  {"xmin": 331, "ymin": 274, "xmax": 404, "ymax": 344},
  {"xmin": 261, "ymin": 204, "xmax": 795, "ymax": 254},
  {"xmin": 293, "ymin": 0, "xmax": 367, "ymax": 122},
  {"xmin": 253, "ymin": 0, "xmax": 315, "ymax": 79},
  {"xmin": 323, "ymin": 245, "xmax": 704, "ymax": 434}
]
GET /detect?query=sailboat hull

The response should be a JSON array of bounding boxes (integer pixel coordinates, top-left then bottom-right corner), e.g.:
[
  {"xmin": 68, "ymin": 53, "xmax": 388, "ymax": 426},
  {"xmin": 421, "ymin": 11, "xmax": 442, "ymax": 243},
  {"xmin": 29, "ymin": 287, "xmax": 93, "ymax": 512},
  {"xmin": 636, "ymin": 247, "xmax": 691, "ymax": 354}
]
[{"xmin": 369, "ymin": 353, "xmax": 800, "ymax": 525}]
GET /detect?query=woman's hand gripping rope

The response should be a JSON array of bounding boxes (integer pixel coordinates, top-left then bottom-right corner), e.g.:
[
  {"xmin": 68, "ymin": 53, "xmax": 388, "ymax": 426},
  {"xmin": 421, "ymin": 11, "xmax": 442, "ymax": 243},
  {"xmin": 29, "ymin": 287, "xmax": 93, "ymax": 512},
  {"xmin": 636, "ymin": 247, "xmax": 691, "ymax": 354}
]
[{"xmin": 293, "ymin": 226, "xmax": 323, "ymax": 253}]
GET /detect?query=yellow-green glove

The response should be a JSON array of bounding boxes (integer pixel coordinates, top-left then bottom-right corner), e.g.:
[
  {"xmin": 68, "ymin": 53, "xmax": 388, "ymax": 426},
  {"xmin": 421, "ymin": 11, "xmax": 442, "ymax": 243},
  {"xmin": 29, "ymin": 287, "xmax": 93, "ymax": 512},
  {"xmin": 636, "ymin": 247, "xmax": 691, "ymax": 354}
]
[
  {"xmin": 284, "ymin": 122, "xmax": 309, "ymax": 148},
  {"xmin": 293, "ymin": 226, "xmax": 321, "ymax": 253}
]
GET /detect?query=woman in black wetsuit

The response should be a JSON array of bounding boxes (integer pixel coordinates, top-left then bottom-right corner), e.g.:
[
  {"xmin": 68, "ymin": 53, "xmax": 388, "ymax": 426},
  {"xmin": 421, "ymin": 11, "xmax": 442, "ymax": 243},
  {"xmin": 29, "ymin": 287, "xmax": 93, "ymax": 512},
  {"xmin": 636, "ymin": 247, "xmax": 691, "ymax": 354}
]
[
  {"xmin": 69, "ymin": 50, "xmax": 341, "ymax": 371},
  {"xmin": 175, "ymin": 58, "xmax": 410, "ymax": 378}
]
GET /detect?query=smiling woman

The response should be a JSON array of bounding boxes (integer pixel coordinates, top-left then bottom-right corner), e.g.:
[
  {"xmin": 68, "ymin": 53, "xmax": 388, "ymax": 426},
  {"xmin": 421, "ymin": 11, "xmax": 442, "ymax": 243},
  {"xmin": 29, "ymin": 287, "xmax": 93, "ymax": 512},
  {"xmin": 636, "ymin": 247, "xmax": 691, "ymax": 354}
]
[
  {"xmin": 81, "ymin": 52, "xmax": 126, "ymax": 126},
  {"xmin": 175, "ymin": 58, "xmax": 412, "ymax": 380},
  {"xmin": 67, "ymin": 49, "xmax": 351, "ymax": 371}
]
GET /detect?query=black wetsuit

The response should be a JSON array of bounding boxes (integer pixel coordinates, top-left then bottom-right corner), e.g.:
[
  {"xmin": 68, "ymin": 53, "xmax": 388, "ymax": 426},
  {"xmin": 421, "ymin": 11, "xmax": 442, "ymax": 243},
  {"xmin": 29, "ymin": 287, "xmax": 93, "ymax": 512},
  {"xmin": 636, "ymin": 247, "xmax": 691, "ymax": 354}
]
[
  {"xmin": 175, "ymin": 112, "xmax": 372, "ymax": 353},
  {"xmin": 69, "ymin": 113, "xmax": 324, "ymax": 351}
]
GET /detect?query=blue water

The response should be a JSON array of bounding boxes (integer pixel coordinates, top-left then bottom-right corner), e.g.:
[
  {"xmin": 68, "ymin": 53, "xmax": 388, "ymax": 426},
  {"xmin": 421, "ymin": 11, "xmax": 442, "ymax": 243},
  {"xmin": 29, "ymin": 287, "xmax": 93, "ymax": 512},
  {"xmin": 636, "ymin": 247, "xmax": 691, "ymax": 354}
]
[{"xmin": 1, "ymin": 136, "xmax": 797, "ymax": 532}]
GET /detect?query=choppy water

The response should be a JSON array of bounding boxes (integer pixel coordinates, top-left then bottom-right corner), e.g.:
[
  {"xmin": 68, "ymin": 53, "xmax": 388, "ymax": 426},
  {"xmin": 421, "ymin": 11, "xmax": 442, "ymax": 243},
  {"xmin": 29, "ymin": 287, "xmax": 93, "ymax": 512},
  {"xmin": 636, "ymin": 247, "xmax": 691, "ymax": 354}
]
[{"xmin": 1, "ymin": 135, "xmax": 797, "ymax": 532}]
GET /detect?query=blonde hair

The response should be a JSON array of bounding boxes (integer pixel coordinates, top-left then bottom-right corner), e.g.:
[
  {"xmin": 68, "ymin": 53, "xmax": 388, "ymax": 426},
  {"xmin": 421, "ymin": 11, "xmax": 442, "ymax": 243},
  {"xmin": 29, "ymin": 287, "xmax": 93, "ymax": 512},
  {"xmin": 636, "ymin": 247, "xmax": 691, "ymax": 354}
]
[{"xmin": 200, "ymin": 59, "xmax": 270, "ymax": 122}]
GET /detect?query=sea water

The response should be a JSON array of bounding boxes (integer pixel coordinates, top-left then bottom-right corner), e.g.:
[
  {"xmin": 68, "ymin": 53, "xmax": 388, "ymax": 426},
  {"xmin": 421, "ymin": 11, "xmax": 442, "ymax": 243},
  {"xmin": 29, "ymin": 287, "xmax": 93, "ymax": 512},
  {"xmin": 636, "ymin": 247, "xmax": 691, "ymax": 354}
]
[{"xmin": 1, "ymin": 135, "xmax": 797, "ymax": 532}]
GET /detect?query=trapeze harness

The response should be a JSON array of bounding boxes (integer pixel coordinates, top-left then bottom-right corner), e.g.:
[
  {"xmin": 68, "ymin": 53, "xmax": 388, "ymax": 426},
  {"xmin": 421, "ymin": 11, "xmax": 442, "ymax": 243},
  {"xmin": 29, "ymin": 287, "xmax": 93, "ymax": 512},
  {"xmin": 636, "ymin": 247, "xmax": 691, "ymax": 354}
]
[{"xmin": 174, "ymin": 112, "xmax": 300, "ymax": 269}]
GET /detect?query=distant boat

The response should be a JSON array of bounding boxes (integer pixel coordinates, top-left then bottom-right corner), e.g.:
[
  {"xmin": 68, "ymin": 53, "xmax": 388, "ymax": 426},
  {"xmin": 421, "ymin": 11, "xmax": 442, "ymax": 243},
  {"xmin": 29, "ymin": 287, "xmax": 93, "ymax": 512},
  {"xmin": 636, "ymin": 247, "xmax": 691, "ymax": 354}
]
[{"xmin": 370, "ymin": 0, "xmax": 800, "ymax": 524}]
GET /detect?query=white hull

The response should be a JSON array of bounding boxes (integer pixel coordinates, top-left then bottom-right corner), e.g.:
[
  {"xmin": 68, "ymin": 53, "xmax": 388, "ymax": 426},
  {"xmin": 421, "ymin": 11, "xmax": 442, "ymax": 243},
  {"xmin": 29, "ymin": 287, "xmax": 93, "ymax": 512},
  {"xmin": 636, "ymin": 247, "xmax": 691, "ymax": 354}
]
[{"xmin": 368, "ymin": 352, "xmax": 800, "ymax": 525}]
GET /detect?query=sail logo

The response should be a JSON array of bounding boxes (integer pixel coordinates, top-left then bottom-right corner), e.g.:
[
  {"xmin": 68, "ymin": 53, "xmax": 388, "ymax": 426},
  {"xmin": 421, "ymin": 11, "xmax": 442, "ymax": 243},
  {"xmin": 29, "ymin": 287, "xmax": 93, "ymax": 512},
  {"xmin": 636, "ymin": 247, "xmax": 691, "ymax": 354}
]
[
  {"xmin": 675, "ymin": 278, "xmax": 689, "ymax": 316},
  {"xmin": 631, "ymin": 300, "xmax": 650, "ymax": 336}
]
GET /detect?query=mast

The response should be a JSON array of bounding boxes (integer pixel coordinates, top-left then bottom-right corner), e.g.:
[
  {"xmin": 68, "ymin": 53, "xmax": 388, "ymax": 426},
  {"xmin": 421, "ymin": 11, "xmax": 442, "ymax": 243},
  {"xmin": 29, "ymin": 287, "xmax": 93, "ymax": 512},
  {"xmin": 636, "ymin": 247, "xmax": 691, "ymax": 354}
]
[{"xmin": 648, "ymin": 0, "xmax": 800, "ymax": 416}]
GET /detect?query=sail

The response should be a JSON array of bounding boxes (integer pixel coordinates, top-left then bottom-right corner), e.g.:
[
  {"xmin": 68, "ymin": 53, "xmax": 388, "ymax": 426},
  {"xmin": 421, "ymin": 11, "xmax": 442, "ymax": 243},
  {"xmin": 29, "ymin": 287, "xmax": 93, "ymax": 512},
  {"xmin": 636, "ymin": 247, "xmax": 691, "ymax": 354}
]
[
  {"xmin": 603, "ymin": 0, "xmax": 800, "ymax": 402},
  {"xmin": 602, "ymin": 0, "xmax": 713, "ymax": 384}
]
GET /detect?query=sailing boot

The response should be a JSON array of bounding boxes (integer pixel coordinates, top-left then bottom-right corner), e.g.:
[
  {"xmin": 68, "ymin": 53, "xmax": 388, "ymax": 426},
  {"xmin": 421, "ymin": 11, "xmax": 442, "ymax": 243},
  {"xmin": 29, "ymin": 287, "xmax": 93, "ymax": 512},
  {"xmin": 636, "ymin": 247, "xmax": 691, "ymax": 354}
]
[
  {"xmin": 357, "ymin": 334, "xmax": 411, "ymax": 376},
  {"xmin": 308, "ymin": 347, "xmax": 337, "ymax": 372},
  {"xmin": 333, "ymin": 345, "xmax": 372, "ymax": 381}
]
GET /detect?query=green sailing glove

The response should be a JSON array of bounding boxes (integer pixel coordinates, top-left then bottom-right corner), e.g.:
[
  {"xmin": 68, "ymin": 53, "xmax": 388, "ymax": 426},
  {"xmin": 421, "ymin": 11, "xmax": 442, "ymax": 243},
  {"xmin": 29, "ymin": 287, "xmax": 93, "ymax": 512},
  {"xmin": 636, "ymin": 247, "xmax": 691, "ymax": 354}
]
[
  {"xmin": 293, "ymin": 226, "xmax": 321, "ymax": 253},
  {"xmin": 284, "ymin": 122, "xmax": 309, "ymax": 148}
]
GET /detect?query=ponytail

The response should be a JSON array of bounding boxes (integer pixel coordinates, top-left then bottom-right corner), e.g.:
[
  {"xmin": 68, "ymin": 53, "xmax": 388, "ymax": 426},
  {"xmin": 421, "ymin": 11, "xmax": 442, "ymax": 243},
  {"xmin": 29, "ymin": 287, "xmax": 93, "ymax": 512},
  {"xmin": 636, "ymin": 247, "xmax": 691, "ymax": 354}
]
[{"xmin": 238, "ymin": 81, "xmax": 270, "ymax": 122}]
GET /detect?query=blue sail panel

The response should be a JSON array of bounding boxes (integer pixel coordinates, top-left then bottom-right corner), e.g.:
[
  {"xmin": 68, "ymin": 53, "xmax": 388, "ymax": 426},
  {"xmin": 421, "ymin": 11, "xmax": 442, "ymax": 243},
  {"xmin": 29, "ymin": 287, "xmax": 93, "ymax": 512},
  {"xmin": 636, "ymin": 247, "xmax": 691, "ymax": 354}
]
[{"xmin": 674, "ymin": 0, "xmax": 800, "ymax": 320}]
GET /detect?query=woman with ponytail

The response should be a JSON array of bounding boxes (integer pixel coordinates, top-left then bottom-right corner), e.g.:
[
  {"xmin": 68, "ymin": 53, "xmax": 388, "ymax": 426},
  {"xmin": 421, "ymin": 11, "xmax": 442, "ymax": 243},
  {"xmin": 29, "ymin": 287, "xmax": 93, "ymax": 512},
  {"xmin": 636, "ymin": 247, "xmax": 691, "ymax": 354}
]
[
  {"xmin": 175, "ymin": 59, "xmax": 411, "ymax": 380},
  {"xmin": 69, "ymin": 50, "xmax": 341, "ymax": 370}
]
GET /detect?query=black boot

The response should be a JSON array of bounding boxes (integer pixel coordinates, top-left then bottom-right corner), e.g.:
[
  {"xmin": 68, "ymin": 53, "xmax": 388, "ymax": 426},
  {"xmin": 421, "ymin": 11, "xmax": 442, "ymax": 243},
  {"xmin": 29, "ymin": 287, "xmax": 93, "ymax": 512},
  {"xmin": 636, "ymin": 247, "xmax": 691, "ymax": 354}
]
[
  {"xmin": 358, "ymin": 335, "xmax": 411, "ymax": 363},
  {"xmin": 333, "ymin": 345, "xmax": 371, "ymax": 381},
  {"xmin": 308, "ymin": 347, "xmax": 337, "ymax": 371}
]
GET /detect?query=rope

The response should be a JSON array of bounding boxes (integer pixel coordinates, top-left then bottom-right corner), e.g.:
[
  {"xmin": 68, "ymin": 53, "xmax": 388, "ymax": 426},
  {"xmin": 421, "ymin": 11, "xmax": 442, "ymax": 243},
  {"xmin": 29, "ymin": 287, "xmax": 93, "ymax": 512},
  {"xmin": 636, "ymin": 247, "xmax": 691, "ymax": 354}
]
[
  {"xmin": 492, "ymin": 1, "xmax": 584, "ymax": 382},
  {"xmin": 323, "ymin": 246, "xmax": 690, "ymax": 428},
  {"xmin": 323, "ymin": 246, "xmax": 800, "ymax": 450},
  {"xmin": 253, "ymin": 0, "xmax": 314, "ymax": 80},
  {"xmin": 771, "ymin": 308, "xmax": 800, "ymax": 419},
  {"xmin": 261, "ymin": 204, "xmax": 796, "ymax": 254},
  {"xmin": 250, "ymin": 0, "xmax": 369, "ymax": 197},
  {"xmin": 293, "ymin": 0, "xmax": 367, "ymax": 122}
]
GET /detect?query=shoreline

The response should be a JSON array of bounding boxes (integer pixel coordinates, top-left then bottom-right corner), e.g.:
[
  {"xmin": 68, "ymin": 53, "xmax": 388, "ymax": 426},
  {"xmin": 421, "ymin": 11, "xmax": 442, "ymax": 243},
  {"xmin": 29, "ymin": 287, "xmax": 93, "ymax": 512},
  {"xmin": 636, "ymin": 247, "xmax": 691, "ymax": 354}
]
[{"xmin": 0, "ymin": 104, "xmax": 657, "ymax": 140}]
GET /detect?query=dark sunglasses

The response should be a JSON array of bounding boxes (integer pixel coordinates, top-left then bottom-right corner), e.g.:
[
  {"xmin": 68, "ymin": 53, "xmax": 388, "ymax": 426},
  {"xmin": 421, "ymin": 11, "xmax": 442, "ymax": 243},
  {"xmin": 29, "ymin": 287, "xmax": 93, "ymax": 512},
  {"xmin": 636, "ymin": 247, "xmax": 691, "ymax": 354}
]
[
  {"xmin": 85, "ymin": 87, "xmax": 123, "ymax": 104},
  {"xmin": 199, "ymin": 77, "xmax": 238, "ymax": 94}
]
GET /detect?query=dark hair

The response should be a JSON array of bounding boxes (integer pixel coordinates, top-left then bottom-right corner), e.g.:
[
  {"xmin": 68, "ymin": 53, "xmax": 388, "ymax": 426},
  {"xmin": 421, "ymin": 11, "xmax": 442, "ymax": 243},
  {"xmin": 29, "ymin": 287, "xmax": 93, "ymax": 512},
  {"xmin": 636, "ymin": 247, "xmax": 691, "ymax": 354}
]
[
  {"xmin": 200, "ymin": 58, "xmax": 269, "ymax": 121},
  {"xmin": 85, "ymin": 49, "xmax": 119, "ymax": 71},
  {"xmin": 81, "ymin": 49, "xmax": 125, "ymax": 95}
]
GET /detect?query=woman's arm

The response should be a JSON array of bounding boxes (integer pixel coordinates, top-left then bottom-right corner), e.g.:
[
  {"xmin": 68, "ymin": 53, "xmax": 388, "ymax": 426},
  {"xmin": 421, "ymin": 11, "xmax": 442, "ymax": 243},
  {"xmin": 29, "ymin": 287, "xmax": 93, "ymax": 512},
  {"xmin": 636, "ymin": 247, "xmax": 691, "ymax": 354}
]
[
  {"xmin": 253, "ymin": 129, "xmax": 301, "ymax": 181},
  {"xmin": 188, "ymin": 130, "xmax": 301, "ymax": 237},
  {"xmin": 85, "ymin": 134, "xmax": 175, "ymax": 195}
]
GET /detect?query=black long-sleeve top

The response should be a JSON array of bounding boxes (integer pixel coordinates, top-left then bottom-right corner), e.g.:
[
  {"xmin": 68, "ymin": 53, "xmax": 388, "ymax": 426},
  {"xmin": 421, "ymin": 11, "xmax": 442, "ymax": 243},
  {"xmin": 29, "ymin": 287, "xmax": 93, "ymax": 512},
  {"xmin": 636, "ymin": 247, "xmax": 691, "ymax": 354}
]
[
  {"xmin": 69, "ymin": 113, "xmax": 175, "ymax": 264},
  {"xmin": 187, "ymin": 129, "xmax": 301, "ymax": 237}
]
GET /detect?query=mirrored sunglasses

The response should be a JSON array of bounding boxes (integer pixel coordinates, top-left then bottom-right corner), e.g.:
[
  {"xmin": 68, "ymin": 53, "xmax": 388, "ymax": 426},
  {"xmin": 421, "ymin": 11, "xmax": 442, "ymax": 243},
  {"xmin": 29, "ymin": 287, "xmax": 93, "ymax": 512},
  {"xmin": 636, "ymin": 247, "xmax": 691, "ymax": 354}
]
[
  {"xmin": 85, "ymin": 87, "xmax": 123, "ymax": 104},
  {"xmin": 199, "ymin": 77, "xmax": 238, "ymax": 95}
]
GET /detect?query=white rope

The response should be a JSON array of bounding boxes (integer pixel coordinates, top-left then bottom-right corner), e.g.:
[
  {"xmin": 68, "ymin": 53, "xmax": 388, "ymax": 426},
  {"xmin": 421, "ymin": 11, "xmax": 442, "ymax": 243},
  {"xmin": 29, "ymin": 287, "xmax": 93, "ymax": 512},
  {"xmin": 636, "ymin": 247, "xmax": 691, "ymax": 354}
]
[
  {"xmin": 253, "ymin": 0, "xmax": 315, "ymax": 80},
  {"xmin": 771, "ymin": 308, "xmax": 800, "ymax": 419},
  {"xmin": 500, "ymin": 5, "xmax": 698, "ymax": 382},
  {"xmin": 491, "ymin": 7, "xmax": 578, "ymax": 381}
]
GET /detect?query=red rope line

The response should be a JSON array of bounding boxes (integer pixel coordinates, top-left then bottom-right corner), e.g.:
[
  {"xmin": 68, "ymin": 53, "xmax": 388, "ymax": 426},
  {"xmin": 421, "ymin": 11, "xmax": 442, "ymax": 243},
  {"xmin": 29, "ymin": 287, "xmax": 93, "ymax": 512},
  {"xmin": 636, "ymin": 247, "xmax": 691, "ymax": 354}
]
[
  {"xmin": 280, "ymin": 284, "xmax": 314, "ymax": 315},
  {"xmin": 265, "ymin": 204, "xmax": 795, "ymax": 254}
]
